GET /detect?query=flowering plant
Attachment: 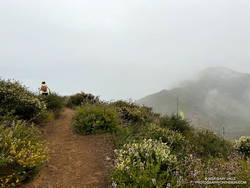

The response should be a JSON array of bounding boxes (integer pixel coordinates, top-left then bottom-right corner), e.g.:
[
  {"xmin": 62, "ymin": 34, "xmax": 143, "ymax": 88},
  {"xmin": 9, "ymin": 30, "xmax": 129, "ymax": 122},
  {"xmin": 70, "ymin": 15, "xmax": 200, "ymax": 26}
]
[
  {"xmin": 141, "ymin": 124, "xmax": 185, "ymax": 153},
  {"xmin": 0, "ymin": 79, "xmax": 46, "ymax": 120},
  {"xmin": 0, "ymin": 122, "xmax": 48, "ymax": 187},
  {"xmin": 234, "ymin": 136, "xmax": 250, "ymax": 157},
  {"xmin": 112, "ymin": 139, "xmax": 178, "ymax": 187},
  {"xmin": 179, "ymin": 152, "xmax": 250, "ymax": 187}
]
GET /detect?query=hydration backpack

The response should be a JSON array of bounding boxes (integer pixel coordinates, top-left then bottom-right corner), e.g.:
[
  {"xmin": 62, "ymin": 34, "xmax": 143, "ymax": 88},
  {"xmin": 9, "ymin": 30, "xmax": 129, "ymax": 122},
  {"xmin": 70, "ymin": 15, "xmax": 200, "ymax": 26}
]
[{"xmin": 41, "ymin": 85, "xmax": 48, "ymax": 92}]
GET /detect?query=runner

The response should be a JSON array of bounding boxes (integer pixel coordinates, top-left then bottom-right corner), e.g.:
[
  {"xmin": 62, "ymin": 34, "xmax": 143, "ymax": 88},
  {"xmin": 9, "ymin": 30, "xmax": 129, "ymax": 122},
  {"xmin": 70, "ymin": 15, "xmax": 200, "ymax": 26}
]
[{"xmin": 39, "ymin": 81, "xmax": 50, "ymax": 96}]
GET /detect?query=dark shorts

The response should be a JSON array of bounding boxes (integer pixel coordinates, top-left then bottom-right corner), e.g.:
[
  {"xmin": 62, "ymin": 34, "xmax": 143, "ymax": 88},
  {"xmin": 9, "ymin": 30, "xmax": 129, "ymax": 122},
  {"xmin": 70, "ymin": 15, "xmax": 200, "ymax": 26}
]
[{"xmin": 42, "ymin": 93, "xmax": 48, "ymax": 96}]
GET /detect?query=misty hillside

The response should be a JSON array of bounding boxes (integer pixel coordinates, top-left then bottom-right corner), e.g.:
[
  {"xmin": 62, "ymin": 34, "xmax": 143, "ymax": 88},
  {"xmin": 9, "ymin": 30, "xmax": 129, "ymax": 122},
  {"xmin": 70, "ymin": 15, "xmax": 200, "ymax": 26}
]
[{"xmin": 137, "ymin": 67, "xmax": 250, "ymax": 139}]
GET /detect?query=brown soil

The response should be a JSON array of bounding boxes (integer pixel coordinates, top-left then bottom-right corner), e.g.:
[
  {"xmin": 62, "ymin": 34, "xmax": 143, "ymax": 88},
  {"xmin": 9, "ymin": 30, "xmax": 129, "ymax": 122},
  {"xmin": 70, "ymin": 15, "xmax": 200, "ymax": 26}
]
[{"xmin": 21, "ymin": 108, "xmax": 114, "ymax": 188}]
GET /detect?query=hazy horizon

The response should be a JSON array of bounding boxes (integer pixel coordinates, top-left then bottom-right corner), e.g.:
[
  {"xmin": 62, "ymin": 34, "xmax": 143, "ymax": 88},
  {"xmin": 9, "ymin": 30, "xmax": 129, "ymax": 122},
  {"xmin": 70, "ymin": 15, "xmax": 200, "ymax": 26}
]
[{"xmin": 1, "ymin": 0, "xmax": 250, "ymax": 100}]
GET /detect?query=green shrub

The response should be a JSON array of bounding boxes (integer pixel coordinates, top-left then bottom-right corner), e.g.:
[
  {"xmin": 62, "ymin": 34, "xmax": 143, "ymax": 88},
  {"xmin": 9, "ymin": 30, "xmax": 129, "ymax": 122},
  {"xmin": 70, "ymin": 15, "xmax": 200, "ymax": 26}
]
[
  {"xmin": 112, "ymin": 100, "xmax": 158, "ymax": 125},
  {"xmin": 0, "ymin": 79, "xmax": 46, "ymax": 120},
  {"xmin": 32, "ymin": 111, "xmax": 55, "ymax": 124},
  {"xmin": 234, "ymin": 136, "xmax": 250, "ymax": 157},
  {"xmin": 66, "ymin": 92, "xmax": 100, "ymax": 107},
  {"xmin": 112, "ymin": 139, "xmax": 179, "ymax": 187},
  {"xmin": 112, "ymin": 126, "xmax": 131, "ymax": 149},
  {"xmin": 160, "ymin": 115, "xmax": 193, "ymax": 134},
  {"xmin": 0, "ymin": 109, "xmax": 18, "ymax": 126},
  {"xmin": 141, "ymin": 124, "xmax": 186, "ymax": 154},
  {"xmin": 39, "ymin": 93, "xmax": 64, "ymax": 117},
  {"xmin": 73, "ymin": 104, "xmax": 119, "ymax": 135},
  {"xmin": 189, "ymin": 129, "xmax": 233, "ymax": 159},
  {"xmin": 0, "ymin": 122, "xmax": 48, "ymax": 187}
]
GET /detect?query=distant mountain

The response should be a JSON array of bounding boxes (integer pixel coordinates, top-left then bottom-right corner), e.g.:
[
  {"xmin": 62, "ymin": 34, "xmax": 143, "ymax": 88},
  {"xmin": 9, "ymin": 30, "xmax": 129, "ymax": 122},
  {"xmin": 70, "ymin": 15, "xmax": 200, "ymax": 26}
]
[{"xmin": 137, "ymin": 67, "xmax": 250, "ymax": 139}]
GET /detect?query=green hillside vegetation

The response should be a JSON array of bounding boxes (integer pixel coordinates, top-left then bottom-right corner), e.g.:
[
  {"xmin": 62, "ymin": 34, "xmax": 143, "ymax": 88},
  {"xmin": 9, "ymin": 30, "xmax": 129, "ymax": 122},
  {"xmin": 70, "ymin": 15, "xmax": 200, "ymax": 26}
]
[
  {"xmin": 0, "ymin": 79, "xmax": 46, "ymax": 121},
  {"xmin": 0, "ymin": 79, "xmax": 64, "ymax": 187},
  {"xmin": 0, "ymin": 78, "xmax": 250, "ymax": 187},
  {"xmin": 73, "ymin": 104, "xmax": 119, "ymax": 135},
  {"xmin": 0, "ymin": 122, "xmax": 47, "ymax": 187},
  {"xmin": 39, "ymin": 93, "xmax": 65, "ymax": 118},
  {"xmin": 66, "ymin": 92, "xmax": 100, "ymax": 108},
  {"xmin": 69, "ymin": 95, "xmax": 250, "ymax": 187}
]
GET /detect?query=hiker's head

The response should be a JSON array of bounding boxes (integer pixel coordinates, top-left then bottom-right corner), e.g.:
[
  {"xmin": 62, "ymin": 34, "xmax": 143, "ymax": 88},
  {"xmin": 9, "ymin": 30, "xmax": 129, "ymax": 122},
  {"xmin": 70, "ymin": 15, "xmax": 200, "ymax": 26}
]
[{"xmin": 42, "ymin": 81, "xmax": 46, "ymax": 84}]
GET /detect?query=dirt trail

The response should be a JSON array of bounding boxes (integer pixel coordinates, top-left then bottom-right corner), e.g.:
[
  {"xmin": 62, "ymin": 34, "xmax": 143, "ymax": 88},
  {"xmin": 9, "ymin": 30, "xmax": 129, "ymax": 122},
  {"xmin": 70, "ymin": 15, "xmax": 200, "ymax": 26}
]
[{"xmin": 22, "ymin": 108, "xmax": 114, "ymax": 188}]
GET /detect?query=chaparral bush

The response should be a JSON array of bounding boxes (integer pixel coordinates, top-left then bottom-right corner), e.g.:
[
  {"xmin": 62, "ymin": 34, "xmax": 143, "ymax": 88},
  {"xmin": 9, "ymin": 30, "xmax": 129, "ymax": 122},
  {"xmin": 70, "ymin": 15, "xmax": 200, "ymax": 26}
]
[
  {"xmin": 32, "ymin": 111, "xmax": 56, "ymax": 125},
  {"xmin": 188, "ymin": 129, "xmax": 233, "ymax": 159},
  {"xmin": 66, "ymin": 92, "xmax": 100, "ymax": 108},
  {"xmin": 159, "ymin": 115, "xmax": 193, "ymax": 135},
  {"xmin": 73, "ymin": 104, "xmax": 119, "ymax": 135},
  {"xmin": 0, "ymin": 109, "xmax": 18, "ymax": 126},
  {"xmin": 141, "ymin": 124, "xmax": 186, "ymax": 154},
  {"xmin": 111, "ymin": 139, "xmax": 179, "ymax": 188},
  {"xmin": 0, "ymin": 79, "xmax": 46, "ymax": 121},
  {"xmin": 110, "ymin": 101, "xmax": 160, "ymax": 149},
  {"xmin": 39, "ymin": 93, "xmax": 64, "ymax": 117},
  {"xmin": 112, "ymin": 100, "xmax": 158, "ymax": 126},
  {"xmin": 112, "ymin": 125, "xmax": 131, "ymax": 149},
  {"xmin": 234, "ymin": 136, "xmax": 250, "ymax": 157},
  {"xmin": 0, "ymin": 122, "xmax": 48, "ymax": 188}
]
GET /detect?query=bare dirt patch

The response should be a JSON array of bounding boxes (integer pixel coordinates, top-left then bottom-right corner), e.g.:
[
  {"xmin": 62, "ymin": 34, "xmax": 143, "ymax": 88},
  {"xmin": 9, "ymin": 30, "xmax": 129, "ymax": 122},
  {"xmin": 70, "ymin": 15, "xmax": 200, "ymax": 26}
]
[{"xmin": 21, "ymin": 108, "xmax": 113, "ymax": 188}]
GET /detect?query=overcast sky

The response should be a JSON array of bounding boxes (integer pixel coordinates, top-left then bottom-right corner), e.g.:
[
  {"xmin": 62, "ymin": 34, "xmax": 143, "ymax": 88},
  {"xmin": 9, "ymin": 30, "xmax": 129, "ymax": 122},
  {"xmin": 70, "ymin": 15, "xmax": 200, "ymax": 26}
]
[{"xmin": 0, "ymin": 0, "xmax": 249, "ymax": 100}]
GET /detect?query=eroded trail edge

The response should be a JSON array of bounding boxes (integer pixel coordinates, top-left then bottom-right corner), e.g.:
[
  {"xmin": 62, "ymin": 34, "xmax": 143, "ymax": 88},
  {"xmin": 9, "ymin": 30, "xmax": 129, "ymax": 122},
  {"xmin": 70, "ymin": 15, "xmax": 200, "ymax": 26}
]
[{"xmin": 22, "ymin": 108, "xmax": 113, "ymax": 188}]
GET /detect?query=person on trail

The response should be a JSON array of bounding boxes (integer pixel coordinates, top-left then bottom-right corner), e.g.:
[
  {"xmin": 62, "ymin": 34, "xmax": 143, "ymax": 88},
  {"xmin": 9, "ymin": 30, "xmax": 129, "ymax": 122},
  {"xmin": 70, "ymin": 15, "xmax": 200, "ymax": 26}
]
[{"xmin": 39, "ymin": 81, "xmax": 50, "ymax": 96}]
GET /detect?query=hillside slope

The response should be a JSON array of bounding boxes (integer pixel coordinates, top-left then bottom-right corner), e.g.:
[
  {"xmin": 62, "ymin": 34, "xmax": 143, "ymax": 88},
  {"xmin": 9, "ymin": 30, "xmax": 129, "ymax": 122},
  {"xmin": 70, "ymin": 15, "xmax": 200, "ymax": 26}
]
[{"xmin": 137, "ymin": 67, "xmax": 250, "ymax": 139}]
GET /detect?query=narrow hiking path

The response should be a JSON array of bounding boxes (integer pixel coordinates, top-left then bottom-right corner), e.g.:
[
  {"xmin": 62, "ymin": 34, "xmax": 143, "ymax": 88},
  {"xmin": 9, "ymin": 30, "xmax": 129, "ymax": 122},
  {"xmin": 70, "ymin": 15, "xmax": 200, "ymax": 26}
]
[{"xmin": 22, "ymin": 108, "xmax": 114, "ymax": 188}]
